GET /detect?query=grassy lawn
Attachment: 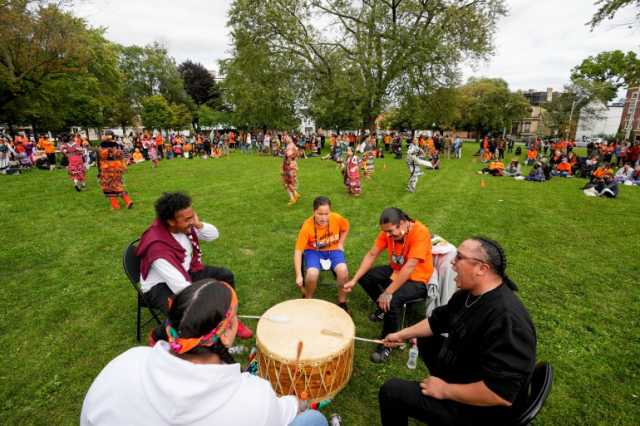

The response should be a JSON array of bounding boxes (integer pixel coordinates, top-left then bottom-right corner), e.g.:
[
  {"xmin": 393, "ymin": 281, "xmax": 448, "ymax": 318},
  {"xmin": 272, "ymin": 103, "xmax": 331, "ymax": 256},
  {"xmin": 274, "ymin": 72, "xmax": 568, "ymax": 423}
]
[{"xmin": 1, "ymin": 144, "xmax": 639, "ymax": 425}]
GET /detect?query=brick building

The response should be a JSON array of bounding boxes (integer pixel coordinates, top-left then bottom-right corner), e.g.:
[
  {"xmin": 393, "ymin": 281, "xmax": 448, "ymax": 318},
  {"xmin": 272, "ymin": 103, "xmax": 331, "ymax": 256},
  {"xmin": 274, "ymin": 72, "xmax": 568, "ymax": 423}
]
[{"xmin": 619, "ymin": 87, "xmax": 640, "ymax": 142}]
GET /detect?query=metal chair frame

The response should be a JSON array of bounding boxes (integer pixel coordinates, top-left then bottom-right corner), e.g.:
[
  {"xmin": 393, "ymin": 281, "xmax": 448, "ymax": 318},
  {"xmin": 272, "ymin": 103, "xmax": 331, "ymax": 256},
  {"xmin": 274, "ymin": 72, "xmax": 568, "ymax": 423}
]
[{"xmin": 122, "ymin": 239, "xmax": 163, "ymax": 341}]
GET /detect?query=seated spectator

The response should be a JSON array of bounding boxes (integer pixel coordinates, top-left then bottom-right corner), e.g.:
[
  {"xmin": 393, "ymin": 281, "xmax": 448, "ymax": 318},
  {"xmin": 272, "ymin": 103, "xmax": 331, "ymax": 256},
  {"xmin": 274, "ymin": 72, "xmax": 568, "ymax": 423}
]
[
  {"xmin": 132, "ymin": 148, "xmax": 145, "ymax": 163},
  {"xmin": 614, "ymin": 164, "xmax": 634, "ymax": 184},
  {"xmin": 81, "ymin": 280, "xmax": 327, "ymax": 426},
  {"xmin": 584, "ymin": 163, "xmax": 618, "ymax": 197},
  {"xmin": 430, "ymin": 152, "xmax": 441, "ymax": 170},
  {"xmin": 479, "ymin": 160, "xmax": 505, "ymax": 176},
  {"xmin": 525, "ymin": 147, "xmax": 538, "ymax": 166},
  {"xmin": 173, "ymin": 143, "xmax": 183, "ymax": 157},
  {"xmin": 629, "ymin": 165, "xmax": 640, "ymax": 185},
  {"xmin": 525, "ymin": 162, "xmax": 545, "ymax": 182},
  {"xmin": 504, "ymin": 158, "xmax": 521, "ymax": 177},
  {"xmin": 551, "ymin": 157, "xmax": 573, "ymax": 177},
  {"xmin": 0, "ymin": 137, "xmax": 21, "ymax": 175},
  {"xmin": 183, "ymin": 142, "xmax": 193, "ymax": 159}
]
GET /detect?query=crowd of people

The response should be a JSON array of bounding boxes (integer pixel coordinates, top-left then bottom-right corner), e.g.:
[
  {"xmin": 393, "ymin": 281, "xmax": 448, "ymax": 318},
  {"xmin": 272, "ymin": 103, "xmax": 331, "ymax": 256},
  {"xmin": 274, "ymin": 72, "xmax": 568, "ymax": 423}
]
[
  {"xmin": 3, "ymin": 128, "xmax": 640, "ymax": 204},
  {"xmin": 78, "ymin": 191, "xmax": 538, "ymax": 426},
  {"xmin": 476, "ymin": 135, "xmax": 640, "ymax": 198}
]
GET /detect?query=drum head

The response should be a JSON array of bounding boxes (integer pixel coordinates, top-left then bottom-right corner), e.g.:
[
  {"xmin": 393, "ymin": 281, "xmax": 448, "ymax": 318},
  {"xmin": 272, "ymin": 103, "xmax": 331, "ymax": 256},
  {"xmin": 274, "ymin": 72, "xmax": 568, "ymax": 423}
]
[{"xmin": 257, "ymin": 299, "xmax": 355, "ymax": 361}]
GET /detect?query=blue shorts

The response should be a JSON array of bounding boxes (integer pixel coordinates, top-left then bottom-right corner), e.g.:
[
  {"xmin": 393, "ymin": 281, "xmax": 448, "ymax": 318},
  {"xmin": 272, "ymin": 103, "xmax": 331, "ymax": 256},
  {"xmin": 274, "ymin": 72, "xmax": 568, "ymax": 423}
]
[{"xmin": 303, "ymin": 249, "xmax": 346, "ymax": 271}]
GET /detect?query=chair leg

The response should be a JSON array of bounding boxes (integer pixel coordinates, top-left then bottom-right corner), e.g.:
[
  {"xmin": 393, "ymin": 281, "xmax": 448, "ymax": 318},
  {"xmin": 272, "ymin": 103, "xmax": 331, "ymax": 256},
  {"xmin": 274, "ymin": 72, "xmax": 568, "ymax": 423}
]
[
  {"xmin": 136, "ymin": 294, "xmax": 142, "ymax": 342},
  {"xmin": 401, "ymin": 304, "xmax": 408, "ymax": 330}
]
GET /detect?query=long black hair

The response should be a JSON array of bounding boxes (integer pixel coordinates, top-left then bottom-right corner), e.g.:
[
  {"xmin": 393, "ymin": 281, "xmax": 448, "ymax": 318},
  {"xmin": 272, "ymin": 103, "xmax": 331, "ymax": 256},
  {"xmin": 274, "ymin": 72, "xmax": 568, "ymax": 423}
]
[
  {"xmin": 471, "ymin": 236, "xmax": 518, "ymax": 291},
  {"xmin": 379, "ymin": 207, "xmax": 413, "ymax": 226},
  {"xmin": 313, "ymin": 196, "xmax": 331, "ymax": 210},
  {"xmin": 166, "ymin": 279, "xmax": 236, "ymax": 363}
]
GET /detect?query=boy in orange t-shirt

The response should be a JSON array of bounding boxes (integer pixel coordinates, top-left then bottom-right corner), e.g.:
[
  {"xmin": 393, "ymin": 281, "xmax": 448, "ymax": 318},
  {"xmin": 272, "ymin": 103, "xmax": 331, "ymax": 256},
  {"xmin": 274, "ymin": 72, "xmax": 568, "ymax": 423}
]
[
  {"xmin": 294, "ymin": 196, "xmax": 350, "ymax": 311},
  {"xmin": 344, "ymin": 207, "xmax": 433, "ymax": 363}
]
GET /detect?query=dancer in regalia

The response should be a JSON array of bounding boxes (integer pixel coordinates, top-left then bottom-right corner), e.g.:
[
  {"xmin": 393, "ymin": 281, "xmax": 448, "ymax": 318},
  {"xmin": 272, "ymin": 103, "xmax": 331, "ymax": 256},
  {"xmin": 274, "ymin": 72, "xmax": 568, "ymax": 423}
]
[
  {"xmin": 62, "ymin": 134, "xmax": 87, "ymax": 191},
  {"xmin": 99, "ymin": 131, "xmax": 133, "ymax": 210},
  {"xmin": 282, "ymin": 134, "xmax": 300, "ymax": 205}
]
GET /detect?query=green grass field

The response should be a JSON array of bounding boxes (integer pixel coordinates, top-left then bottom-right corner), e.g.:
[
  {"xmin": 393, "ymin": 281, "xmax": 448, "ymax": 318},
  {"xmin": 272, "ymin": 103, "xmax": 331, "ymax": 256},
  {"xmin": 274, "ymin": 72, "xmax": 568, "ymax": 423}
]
[{"xmin": 1, "ymin": 145, "xmax": 639, "ymax": 425}]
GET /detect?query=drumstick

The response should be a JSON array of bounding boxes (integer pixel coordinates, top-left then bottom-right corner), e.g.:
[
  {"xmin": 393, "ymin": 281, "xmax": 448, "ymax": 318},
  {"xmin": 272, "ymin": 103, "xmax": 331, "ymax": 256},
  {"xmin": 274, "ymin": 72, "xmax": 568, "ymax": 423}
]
[
  {"xmin": 239, "ymin": 314, "xmax": 290, "ymax": 323},
  {"xmin": 321, "ymin": 329, "xmax": 384, "ymax": 344},
  {"xmin": 292, "ymin": 340, "xmax": 304, "ymax": 396}
]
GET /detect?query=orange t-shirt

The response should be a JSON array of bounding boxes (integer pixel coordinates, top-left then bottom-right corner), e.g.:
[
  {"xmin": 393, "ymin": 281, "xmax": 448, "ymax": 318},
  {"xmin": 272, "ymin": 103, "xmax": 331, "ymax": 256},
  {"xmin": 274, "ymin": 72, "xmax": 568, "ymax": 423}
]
[
  {"xmin": 557, "ymin": 162, "xmax": 572, "ymax": 174},
  {"xmin": 527, "ymin": 149, "xmax": 537, "ymax": 159},
  {"xmin": 489, "ymin": 161, "xmax": 504, "ymax": 171},
  {"xmin": 374, "ymin": 220, "xmax": 433, "ymax": 283},
  {"xmin": 295, "ymin": 212, "xmax": 349, "ymax": 251},
  {"xmin": 43, "ymin": 140, "xmax": 55, "ymax": 154}
]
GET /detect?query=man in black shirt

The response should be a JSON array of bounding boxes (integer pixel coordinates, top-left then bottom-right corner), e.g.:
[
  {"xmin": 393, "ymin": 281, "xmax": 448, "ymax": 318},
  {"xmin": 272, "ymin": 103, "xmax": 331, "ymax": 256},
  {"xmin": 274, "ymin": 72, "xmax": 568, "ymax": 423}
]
[{"xmin": 379, "ymin": 237, "xmax": 536, "ymax": 426}]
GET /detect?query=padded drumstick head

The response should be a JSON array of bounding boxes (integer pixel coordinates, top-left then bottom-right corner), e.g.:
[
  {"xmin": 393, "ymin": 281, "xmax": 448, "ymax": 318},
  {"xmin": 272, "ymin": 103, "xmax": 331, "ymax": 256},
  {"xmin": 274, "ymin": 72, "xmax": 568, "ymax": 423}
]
[{"xmin": 266, "ymin": 314, "xmax": 290, "ymax": 323}]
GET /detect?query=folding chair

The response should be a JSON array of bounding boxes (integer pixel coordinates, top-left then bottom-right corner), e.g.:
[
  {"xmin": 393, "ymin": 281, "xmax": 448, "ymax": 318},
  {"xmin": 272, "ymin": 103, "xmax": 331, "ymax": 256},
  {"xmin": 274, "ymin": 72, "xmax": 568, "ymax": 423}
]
[
  {"xmin": 122, "ymin": 239, "xmax": 163, "ymax": 341},
  {"xmin": 513, "ymin": 362, "xmax": 554, "ymax": 425},
  {"xmin": 400, "ymin": 297, "xmax": 427, "ymax": 329}
]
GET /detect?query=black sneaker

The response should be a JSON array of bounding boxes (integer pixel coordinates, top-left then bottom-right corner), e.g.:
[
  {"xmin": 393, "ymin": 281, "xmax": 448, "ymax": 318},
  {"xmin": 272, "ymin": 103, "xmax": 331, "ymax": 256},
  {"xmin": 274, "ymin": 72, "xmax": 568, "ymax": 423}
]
[
  {"xmin": 338, "ymin": 302, "xmax": 351, "ymax": 316},
  {"xmin": 370, "ymin": 346, "xmax": 392, "ymax": 363},
  {"xmin": 369, "ymin": 308, "xmax": 385, "ymax": 322}
]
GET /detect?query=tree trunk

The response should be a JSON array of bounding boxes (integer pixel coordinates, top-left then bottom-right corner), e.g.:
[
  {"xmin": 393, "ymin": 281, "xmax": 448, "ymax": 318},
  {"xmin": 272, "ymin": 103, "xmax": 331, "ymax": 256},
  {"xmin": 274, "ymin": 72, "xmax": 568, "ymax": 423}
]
[{"xmin": 367, "ymin": 114, "xmax": 377, "ymax": 136}]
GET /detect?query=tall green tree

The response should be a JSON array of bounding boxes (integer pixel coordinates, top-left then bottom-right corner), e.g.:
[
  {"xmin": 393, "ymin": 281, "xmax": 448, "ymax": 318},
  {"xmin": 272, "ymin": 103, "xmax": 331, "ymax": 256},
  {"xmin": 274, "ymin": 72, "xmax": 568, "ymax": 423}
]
[
  {"xmin": 141, "ymin": 95, "xmax": 173, "ymax": 130},
  {"xmin": 0, "ymin": 1, "xmax": 95, "ymax": 131},
  {"xmin": 588, "ymin": 0, "xmax": 640, "ymax": 28},
  {"xmin": 220, "ymin": 29, "xmax": 300, "ymax": 130},
  {"xmin": 458, "ymin": 78, "xmax": 530, "ymax": 136},
  {"xmin": 178, "ymin": 60, "xmax": 221, "ymax": 106},
  {"xmin": 388, "ymin": 87, "xmax": 463, "ymax": 131},
  {"xmin": 571, "ymin": 50, "xmax": 640, "ymax": 102},
  {"xmin": 118, "ymin": 43, "xmax": 192, "ymax": 108},
  {"xmin": 170, "ymin": 103, "xmax": 192, "ymax": 130},
  {"xmin": 227, "ymin": 0, "xmax": 506, "ymax": 131}
]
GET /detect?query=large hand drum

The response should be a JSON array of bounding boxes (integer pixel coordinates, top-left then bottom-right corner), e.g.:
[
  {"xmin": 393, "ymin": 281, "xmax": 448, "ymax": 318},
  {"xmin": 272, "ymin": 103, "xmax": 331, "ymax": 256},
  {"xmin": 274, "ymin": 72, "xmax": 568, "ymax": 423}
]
[{"xmin": 256, "ymin": 299, "xmax": 355, "ymax": 402}]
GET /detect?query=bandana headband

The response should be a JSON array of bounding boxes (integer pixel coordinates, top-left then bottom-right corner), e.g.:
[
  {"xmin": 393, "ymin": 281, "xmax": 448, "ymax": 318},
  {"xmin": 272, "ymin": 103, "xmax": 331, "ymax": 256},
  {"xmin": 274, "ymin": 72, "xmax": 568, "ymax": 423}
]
[{"xmin": 166, "ymin": 283, "xmax": 238, "ymax": 354}]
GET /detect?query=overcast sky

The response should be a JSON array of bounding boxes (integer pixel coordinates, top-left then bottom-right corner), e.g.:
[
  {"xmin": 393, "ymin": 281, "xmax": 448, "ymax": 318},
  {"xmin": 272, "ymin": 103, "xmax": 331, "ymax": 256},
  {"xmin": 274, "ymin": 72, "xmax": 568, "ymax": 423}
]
[{"xmin": 73, "ymin": 0, "xmax": 638, "ymax": 95}]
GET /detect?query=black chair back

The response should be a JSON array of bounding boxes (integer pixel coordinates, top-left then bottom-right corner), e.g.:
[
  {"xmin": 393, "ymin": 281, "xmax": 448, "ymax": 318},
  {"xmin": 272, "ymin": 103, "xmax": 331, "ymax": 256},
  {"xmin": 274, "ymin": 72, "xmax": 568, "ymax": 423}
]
[
  {"xmin": 514, "ymin": 362, "xmax": 553, "ymax": 425},
  {"xmin": 123, "ymin": 239, "xmax": 141, "ymax": 288}
]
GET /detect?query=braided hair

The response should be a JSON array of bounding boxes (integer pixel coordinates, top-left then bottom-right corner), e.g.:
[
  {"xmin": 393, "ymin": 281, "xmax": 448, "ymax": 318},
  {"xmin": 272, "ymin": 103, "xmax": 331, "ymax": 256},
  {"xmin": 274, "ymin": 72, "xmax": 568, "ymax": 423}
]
[
  {"xmin": 472, "ymin": 236, "xmax": 518, "ymax": 291},
  {"xmin": 379, "ymin": 207, "xmax": 413, "ymax": 226},
  {"xmin": 166, "ymin": 279, "xmax": 236, "ymax": 363}
]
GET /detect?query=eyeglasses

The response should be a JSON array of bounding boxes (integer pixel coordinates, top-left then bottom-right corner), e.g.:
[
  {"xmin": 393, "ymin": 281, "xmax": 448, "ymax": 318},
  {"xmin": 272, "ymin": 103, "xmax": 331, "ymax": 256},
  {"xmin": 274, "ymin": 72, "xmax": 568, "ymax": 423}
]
[{"xmin": 454, "ymin": 252, "xmax": 488, "ymax": 264}]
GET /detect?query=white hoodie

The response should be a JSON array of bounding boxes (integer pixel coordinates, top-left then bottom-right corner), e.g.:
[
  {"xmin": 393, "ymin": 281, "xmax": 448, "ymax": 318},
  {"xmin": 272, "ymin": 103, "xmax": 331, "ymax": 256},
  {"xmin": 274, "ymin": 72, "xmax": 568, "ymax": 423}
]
[{"xmin": 81, "ymin": 341, "xmax": 298, "ymax": 426}]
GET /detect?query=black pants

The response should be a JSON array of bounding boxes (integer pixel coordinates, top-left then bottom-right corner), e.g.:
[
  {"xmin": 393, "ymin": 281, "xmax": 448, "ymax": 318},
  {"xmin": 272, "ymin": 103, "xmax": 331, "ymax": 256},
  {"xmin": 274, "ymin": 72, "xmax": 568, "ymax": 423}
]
[
  {"xmin": 359, "ymin": 265, "xmax": 427, "ymax": 338},
  {"xmin": 145, "ymin": 265, "xmax": 235, "ymax": 314},
  {"xmin": 379, "ymin": 336, "xmax": 510, "ymax": 426}
]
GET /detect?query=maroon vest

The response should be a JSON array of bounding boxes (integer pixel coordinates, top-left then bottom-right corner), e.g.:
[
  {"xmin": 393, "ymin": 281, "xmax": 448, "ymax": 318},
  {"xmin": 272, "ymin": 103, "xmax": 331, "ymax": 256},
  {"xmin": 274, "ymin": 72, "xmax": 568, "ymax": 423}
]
[{"xmin": 136, "ymin": 218, "xmax": 204, "ymax": 282}]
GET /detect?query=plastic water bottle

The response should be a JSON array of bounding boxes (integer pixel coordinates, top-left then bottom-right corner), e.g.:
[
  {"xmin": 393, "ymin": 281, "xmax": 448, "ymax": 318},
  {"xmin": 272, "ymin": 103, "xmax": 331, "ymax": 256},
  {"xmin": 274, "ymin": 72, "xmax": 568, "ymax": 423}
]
[
  {"xmin": 330, "ymin": 413, "xmax": 342, "ymax": 426},
  {"xmin": 229, "ymin": 345, "xmax": 247, "ymax": 354},
  {"xmin": 406, "ymin": 339, "xmax": 418, "ymax": 369}
]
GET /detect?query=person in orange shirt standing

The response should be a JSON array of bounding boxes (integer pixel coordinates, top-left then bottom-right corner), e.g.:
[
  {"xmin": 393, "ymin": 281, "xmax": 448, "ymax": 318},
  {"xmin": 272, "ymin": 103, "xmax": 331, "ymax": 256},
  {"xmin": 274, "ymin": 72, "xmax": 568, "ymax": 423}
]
[
  {"xmin": 294, "ymin": 196, "xmax": 351, "ymax": 312},
  {"xmin": 344, "ymin": 207, "xmax": 433, "ymax": 363}
]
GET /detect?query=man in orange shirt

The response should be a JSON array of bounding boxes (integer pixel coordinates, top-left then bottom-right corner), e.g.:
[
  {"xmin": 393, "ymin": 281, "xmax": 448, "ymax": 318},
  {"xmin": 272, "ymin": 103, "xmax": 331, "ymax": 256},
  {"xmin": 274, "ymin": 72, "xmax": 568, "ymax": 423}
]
[
  {"xmin": 551, "ymin": 157, "xmax": 573, "ymax": 177},
  {"xmin": 294, "ymin": 196, "xmax": 350, "ymax": 312},
  {"xmin": 344, "ymin": 207, "xmax": 433, "ymax": 363}
]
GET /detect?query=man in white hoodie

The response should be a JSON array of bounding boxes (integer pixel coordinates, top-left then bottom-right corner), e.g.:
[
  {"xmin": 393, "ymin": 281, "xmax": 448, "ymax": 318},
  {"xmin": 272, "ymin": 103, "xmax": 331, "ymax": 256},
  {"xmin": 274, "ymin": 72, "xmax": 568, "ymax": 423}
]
[{"xmin": 81, "ymin": 280, "xmax": 327, "ymax": 426}]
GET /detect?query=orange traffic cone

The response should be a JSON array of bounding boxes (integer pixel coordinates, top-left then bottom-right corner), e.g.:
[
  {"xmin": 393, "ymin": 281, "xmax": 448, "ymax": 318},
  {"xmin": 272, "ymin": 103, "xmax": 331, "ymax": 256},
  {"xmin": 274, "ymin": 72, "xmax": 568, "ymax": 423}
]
[{"xmin": 480, "ymin": 179, "xmax": 486, "ymax": 188}]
